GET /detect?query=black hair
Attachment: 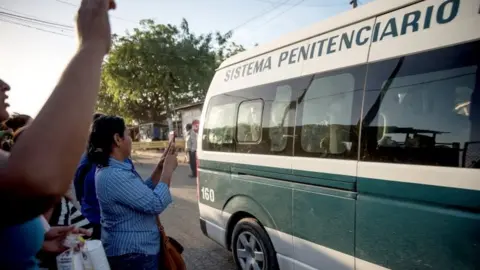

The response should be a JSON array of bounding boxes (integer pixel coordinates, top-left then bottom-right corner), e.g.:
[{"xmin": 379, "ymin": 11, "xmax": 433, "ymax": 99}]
[
  {"xmin": 4, "ymin": 114, "xmax": 32, "ymax": 132},
  {"xmin": 93, "ymin": 113, "xmax": 104, "ymax": 121},
  {"xmin": 186, "ymin": 123, "xmax": 192, "ymax": 131},
  {"xmin": 87, "ymin": 116, "xmax": 126, "ymax": 167}
]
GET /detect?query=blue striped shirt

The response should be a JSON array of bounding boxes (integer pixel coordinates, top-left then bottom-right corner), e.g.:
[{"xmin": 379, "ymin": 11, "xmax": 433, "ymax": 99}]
[{"xmin": 95, "ymin": 158, "xmax": 172, "ymax": 257}]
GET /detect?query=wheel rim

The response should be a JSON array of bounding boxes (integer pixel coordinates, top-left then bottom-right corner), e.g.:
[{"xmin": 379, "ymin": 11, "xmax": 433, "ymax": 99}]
[{"xmin": 236, "ymin": 231, "xmax": 265, "ymax": 270}]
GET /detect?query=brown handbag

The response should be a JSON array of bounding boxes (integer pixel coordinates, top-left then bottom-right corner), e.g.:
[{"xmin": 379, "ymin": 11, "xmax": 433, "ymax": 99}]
[{"xmin": 157, "ymin": 216, "xmax": 187, "ymax": 270}]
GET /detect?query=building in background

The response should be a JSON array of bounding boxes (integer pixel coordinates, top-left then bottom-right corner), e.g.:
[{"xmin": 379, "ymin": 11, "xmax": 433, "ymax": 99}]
[
  {"xmin": 129, "ymin": 102, "xmax": 203, "ymax": 142},
  {"xmin": 174, "ymin": 102, "xmax": 203, "ymax": 138},
  {"xmin": 137, "ymin": 122, "xmax": 169, "ymax": 142}
]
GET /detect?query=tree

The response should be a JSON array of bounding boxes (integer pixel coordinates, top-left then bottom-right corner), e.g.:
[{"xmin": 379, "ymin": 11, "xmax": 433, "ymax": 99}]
[{"xmin": 97, "ymin": 19, "xmax": 245, "ymax": 123}]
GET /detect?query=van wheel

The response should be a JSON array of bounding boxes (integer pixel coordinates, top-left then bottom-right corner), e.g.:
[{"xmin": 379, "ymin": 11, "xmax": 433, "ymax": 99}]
[{"xmin": 231, "ymin": 218, "xmax": 279, "ymax": 270}]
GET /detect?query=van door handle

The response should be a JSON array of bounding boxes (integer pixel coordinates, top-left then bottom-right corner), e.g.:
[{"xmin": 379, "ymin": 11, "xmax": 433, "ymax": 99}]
[{"xmin": 232, "ymin": 167, "xmax": 246, "ymax": 176}]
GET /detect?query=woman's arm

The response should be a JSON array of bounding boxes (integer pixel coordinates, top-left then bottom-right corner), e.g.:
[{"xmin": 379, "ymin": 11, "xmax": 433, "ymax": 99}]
[
  {"xmin": 0, "ymin": 0, "xmax": 114, "ymax": 225},
  {"xmin": 102, "ymin": 170, "xmax": 172, "ymax": 215},
  {"xmin": 149, "ymin": 141, "xmax": 174, "ymax": 186}
]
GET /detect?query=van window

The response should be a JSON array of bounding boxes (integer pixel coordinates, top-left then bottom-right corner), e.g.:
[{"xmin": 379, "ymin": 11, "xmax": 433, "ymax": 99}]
[
  {"xmin": 295, "ymin": 65, "xmax": 366, "ymax": 159},
  {"xmin": 237, "ymin": 99, "xmax": 263, "ymax": 143},
  {"xmin": 202, "ymin": 95, "xmax": 237, "ymax": 152},
  {"xmin": 361, "ymin": 41, "xmax": 480, "ymax": 168},
  {"xmin": 269, "ymin": 85, "xmax": 293, "ymax": 152}
]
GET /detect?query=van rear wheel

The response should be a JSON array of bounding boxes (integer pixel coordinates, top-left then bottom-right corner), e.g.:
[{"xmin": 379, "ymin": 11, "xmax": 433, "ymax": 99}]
[{"xmin": 231, "ymin": 218, "xmax": 279, "ymax": 270}]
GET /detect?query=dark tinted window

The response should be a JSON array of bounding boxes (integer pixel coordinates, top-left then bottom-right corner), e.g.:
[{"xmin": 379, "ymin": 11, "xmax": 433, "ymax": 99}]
[
  {"xmin": 361, "ymin": 41, "xmax": 480, "ymax": 168},
  {"xmin": 237, "ymin": 99, "xmax": 263, "ymax": 143},
  {"xmin": 234, "ymin": 77, "xmax": 310, "ymax": 155},
  {"xmin": 202, "ymin": 95, "xmax": 237, "ymax": 152},
  {"xmin": 202, "ymin": 77, "xmax": 310, "ymax": 155},
  {"xmin": 269, "ymin": 85, "xmax": 293, "ymax": 152},
  {"xmin": 294, "ymin": 65, "xmax": 366, "ymax": 159}
]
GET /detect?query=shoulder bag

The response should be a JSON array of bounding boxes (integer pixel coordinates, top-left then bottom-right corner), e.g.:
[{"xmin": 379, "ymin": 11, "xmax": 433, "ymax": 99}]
[{"xmin": 157, "ymin": 216, "xmax": 187, "ymax": 270}]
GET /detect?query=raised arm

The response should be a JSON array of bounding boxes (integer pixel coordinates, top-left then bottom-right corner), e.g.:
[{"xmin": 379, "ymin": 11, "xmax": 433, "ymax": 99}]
[
  {"xmin": 0, "ymin": 0, "xmax": 115, "ymax": 225},
  {"xmin": 148, "ymin": 140, "xmax": 175, "ymax": 187}
]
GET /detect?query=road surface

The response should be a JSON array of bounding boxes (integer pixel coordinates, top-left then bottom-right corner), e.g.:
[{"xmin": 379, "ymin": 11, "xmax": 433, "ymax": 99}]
[{"xmin": 133, "ymin": 156, "xmax": 236, "ymax": 270}]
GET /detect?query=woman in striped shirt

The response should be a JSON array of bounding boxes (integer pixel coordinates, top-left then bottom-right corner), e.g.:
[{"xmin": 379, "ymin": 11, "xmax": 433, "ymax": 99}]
[{"xmin": 88, "ymin": 116, "xmax": 178, "ymax": 270}]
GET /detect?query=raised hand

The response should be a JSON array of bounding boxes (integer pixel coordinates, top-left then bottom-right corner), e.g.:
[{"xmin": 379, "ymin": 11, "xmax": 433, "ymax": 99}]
[
  {"xmin": 160, "ymin": 146, "xmax": 178, "ymax": 186},
  {"xmin": 76, "ymin": 0, "xmax": 116, "ymax": 54},
  {"xmin": 158, "ymin": 139, "xmax": 175, "ymax": 168},
  {"xmin": 150, "ymin": 139, "xmax": 175, "ymax": 184}
]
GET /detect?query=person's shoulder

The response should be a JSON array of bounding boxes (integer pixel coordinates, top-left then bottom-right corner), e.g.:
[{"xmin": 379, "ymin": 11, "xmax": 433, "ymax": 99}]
[
  {"xmin": 79, "ymin": 152, "xmax": 89, "ymax": 164},
  {"xmin": 96, "ymin": 166, "xmax": 134, "ymax": 182},
  {"xmin": 95, "ymin": 167, "xmax": 117, "ymax": 190},
  {"xmin": 75, "ymin": 153, "xmax": 91, "ymax": 172},
  {"xmin": 96, "ymin": 166, "xmax": 116, "ymax": 177}
]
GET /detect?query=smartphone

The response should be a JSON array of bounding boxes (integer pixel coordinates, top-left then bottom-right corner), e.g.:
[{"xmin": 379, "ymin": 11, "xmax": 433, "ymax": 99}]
[{"xmin": 169, "ymin": 131, "xmax": 176, "ymax": 143}]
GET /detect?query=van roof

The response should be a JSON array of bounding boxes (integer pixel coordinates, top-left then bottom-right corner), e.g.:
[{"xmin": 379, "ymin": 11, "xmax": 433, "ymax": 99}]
[{"xmin": 218, "ymin": 0, "xmax": 420, "ymax": 70}]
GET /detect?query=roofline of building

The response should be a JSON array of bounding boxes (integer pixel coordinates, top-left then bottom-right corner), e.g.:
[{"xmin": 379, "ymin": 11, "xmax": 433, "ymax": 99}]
[{"xmin": 174, "ymin": 101, "xmax": 204, "ymax": 111}]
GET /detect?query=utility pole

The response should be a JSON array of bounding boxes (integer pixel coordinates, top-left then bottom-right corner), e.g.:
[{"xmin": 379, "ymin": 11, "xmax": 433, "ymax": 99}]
[{"xmin": 350, "ymin": 0, "xmax": 358, "ymax": 8}]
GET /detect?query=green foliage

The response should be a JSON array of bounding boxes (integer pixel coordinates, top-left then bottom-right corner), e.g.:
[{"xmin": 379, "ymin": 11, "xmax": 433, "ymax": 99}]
[{"xmin": 97, "ymin": 19, "xmax": 245, "ymax": 123}]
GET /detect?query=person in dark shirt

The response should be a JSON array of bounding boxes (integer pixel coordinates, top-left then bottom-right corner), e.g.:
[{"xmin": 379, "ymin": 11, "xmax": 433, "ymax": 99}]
[{"xmin": 73, "ymin": 113, "xmax": 104, "ymax": 239}]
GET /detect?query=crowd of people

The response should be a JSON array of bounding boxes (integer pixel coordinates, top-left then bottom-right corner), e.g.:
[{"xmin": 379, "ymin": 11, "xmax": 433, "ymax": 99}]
[{"xmin": 0, "ymin": 0, "xmax": 179, "ymax": 269}]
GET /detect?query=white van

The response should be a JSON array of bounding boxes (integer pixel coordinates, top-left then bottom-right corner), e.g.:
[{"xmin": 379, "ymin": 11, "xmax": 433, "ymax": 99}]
[{"xmin": 197, "ymin": 0, "xmax": 480, "ymax": 269}]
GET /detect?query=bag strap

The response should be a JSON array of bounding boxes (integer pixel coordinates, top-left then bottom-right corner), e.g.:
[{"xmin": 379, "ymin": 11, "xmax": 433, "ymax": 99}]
[{"xmin": 156, "ymin": 216, "xmax": 169, "ymax": 244}]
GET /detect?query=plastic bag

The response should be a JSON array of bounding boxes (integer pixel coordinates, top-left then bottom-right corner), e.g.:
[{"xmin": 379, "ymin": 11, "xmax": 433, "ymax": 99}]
[
  {"xmin": 82, "ymin": 240, "xmax": 110, "ymax": 270},
  {"xmin": 56, "ymin": 249, "xmax": 85, "ymax": 270},
  {"xmin": 56, "ymin": 235, "xmax": 110, "ymax": 270}
]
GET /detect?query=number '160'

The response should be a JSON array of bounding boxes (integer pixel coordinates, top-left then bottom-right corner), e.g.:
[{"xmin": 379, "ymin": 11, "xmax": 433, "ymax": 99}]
[{"xmin": 201, "ymin": 187, "xmax": 215, "ymax": 202}]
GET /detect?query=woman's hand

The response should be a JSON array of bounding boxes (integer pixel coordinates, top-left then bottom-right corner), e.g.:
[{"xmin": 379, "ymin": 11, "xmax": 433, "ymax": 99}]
[
  {"xmin": 151, "ymin": 139, "xmax": 175, "ymax": 184},
  {"xmin": 76, "ymin": 0, "xmax": 115, "ymax": 54},
  {"xmin": 158, "ymin": 140, "xmax": 175, "ymax": 168},
  {"xmin": 43, "ymin": 236, "xmax": 69, "ymax": 254},
  {"xmin": 160, "ymin": 146, "xmax": 178, "ymax": 186},
  {"xmin": 43, "ymin": 226, "xmax": 92, "ymax": 253},
  {"xmin": 45, "ymin": 226, "xmax": 91, "ymax": 240}
]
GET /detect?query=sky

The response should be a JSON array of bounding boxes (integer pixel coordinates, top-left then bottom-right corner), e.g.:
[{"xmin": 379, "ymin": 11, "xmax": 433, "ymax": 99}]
[{"xmin": 0, "ymin": 0, "xmax": 373, "ymax": 117}]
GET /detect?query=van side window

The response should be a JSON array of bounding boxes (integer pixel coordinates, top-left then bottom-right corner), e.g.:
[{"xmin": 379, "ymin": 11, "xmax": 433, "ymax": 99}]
[
  {"xmin": 233, "ymin": 77, "xmax": 310, "ymax": 155},
  {"xmin": 269, "ymin": 85, "xmax": 293, "ymax": 152},
  {"xmin": 361, "ymin": 41, "xmax": 480, "ymax": 168},
  {"xmin": 295, "ymin": 65, "xmax": 366, "ymax": 159},
  {"xmin": 237, "ymin": 99, "xmax": 263, "ymax": 143},
  {"xmin": 202, "ymin": 95, "xmax": 237, "ymax": 152}
]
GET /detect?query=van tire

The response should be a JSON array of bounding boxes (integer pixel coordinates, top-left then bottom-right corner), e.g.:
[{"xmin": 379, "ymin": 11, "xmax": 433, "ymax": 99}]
[{"xmin": 231, "ymin": 218, "xmax": 279, "ymax": 270}]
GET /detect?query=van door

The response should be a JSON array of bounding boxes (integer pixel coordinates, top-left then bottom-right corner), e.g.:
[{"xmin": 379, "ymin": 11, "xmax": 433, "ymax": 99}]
[
  {"xmin": 290, "ymin": 17, "xmax": 375, "ymax": 269},
  {"xmin": 356, "ymin": 0, "xmax": 480, "ymax": 269}
]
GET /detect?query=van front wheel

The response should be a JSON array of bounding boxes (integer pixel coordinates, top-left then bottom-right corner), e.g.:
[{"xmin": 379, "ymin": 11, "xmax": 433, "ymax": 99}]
[{"xmin": 231, "ymin": 218, "xmax": 279, "ymax": 270}]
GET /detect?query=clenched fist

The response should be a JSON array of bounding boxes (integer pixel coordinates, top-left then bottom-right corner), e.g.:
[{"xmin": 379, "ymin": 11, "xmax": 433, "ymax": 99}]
[{"xmin": 76, "ymin": 0, "xmax": 116, "ymax": 54}]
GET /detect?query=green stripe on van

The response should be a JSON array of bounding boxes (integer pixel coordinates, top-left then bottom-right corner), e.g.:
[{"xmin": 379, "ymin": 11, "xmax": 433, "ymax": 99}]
[
  {"xmin": 200, "ymin": 160, "xmax": 355, "ymax": 191},
  {"xmin": 357, "ymin": 177, "xmax": 480, "ymax": 209},
  {"xmin": 200, "ymin": 159, "xmax": 232, "ymax": 173},
  {"xmin": 200, "ymin": 159, "xmax": 480, "ymax": 209}
]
